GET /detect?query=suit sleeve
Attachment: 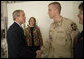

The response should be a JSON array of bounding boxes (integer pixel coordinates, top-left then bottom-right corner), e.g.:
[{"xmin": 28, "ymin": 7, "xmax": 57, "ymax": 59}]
[{"xmin": 7, "ymin": 30, "xmax": 36, "ymax": 58}]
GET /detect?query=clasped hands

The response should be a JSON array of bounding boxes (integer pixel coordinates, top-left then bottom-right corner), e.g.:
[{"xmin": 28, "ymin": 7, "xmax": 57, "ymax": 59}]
[{"xmin": 36, "ymin": 50, "xmax": 42, "ymax": 58}]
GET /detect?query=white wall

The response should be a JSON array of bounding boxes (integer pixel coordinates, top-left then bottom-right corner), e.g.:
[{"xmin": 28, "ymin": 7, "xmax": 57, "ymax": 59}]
[{"xmin": 7, "ymin": 1, "xmax": 83, "ymax": 42}]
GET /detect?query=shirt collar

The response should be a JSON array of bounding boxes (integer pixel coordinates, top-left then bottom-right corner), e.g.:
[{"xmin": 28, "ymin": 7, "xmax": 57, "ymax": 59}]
[{"xmin": 14, "ymin": 21, "xmax": 22, "ymax": 28}]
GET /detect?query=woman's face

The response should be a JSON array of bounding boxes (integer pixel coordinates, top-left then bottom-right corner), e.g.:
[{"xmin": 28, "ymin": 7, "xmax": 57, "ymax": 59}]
[
  {"xmin": 29, "ymin": 18, "xmax": 35, "ymax": 26},
  {"xmin": 78, "ymin": 10, "xmax": 83, "ymax": 24}
]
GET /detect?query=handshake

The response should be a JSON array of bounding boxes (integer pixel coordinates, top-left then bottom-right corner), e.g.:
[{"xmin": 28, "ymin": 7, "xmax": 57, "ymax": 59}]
[{"xmin": 36, "ymin": 50, "xmax": 42, "ymax": 58}]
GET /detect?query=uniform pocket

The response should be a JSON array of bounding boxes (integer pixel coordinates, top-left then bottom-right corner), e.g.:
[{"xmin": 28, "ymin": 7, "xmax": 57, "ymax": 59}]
[
  {"xmin": 56, "ymin": 37, "xmax": 66, "ymax": 46},
  {"xmin": 55, "ymin": 31, "xmax": 66, "ymax": 46}
]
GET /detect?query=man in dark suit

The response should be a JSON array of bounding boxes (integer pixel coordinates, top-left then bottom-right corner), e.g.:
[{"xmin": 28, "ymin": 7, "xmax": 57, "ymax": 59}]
[
  {"xmin": 73, "ymin": 2, "xmax": 83, "ymax": 58},
  {"xmin": 7, "ymin": 10, "xmax": 36, "ymax": 58}
]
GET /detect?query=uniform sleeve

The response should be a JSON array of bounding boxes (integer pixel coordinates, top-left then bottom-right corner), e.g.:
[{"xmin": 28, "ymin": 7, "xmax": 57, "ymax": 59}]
[
  {"xmin": 41, "ymin": 39, "xmax": 51, "ymax": 57},
  {"xmin": 68, "ymin": 22, "xmax": 80, "ymax": 46},
  {"xmin": 70, "ymin": 22, "xmax": 80, "ymax": 41},
  {"xmin": 40, "ymin": 24, "xmax": 52, "ymax": 57}
]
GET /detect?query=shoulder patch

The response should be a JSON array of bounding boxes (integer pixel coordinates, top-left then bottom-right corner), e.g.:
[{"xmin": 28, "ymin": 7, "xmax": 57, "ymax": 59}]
[{"xmin": 71, "ymin": 23, "xmax": 77, "ymax": 31}]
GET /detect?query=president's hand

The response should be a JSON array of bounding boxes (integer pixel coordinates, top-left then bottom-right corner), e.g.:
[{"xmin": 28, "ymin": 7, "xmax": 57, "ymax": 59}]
[{"xmin": 36, "ymin": 50, "xmax": 42, "ymax": 58}]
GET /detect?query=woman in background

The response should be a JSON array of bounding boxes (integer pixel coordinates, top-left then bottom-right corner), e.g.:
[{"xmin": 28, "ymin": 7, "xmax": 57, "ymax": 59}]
[{"xmin": 24, "ymin": 17, "xmax": 43, "ymax": 58}]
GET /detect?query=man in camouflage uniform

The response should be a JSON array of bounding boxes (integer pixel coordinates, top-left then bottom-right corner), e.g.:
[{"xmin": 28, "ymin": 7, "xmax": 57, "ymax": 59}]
[{"xmin": 40, "ymin": 2, "xmax": 80, "ymax": 58}]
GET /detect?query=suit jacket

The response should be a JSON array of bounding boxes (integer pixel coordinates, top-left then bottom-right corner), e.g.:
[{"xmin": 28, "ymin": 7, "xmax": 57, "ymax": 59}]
[
  {"xmin": 73, "ymin": 31, "xmax": 83, "ymax": 58},
  {"xmin": 7, "ymin": 22, "xmax": 36, "ymax": 58}
]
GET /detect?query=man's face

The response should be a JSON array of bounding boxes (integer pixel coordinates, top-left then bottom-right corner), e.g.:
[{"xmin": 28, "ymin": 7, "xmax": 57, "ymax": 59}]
[
  {"xmin": 17, "ymin": 11, "xmax": 26, "ymax": 24},
  {"xmin": 48, "ymin": 5, "xmax": 56, "ymax": 19},
  {"xmin": 78, "ymin": 10, "xmax": 83, "ymax": 24}
]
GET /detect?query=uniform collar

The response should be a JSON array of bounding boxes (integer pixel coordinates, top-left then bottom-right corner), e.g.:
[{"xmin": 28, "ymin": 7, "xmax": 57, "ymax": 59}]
[{"xmin": 53, "ymin": 16, "xmax": 63, "ymax": 26}]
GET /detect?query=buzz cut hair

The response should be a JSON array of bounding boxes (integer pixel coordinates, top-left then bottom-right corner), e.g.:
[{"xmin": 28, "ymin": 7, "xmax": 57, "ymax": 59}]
[{"xmin": 48, "ymin": 2, "xmax": 61, "ymax": 14}]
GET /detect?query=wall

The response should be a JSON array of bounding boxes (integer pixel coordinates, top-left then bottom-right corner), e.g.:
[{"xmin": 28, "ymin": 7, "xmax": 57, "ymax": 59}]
[{"xmin": 7, "ymin": 1, "xmax": 83, "ymax": 42}]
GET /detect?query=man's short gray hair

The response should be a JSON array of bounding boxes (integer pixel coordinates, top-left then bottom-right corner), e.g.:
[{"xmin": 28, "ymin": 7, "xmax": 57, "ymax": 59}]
[{"xmin": 12, "ymin": 10, "xmax": 24, "ymax": 21}]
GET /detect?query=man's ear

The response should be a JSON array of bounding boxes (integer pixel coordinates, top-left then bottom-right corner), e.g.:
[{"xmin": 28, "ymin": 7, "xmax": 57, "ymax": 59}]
[
  {"xmin": 16, "ymin": 16, "xmax": 19, "ymax": 20},
  {"xmin": 55, "ymin": 9, "xmax": 59, "ymax": 14},
  {"xmin": 55, "ymin": 10, "xmax": 56, "ymax": 13},
  {"xmin": 15, "ymin": 16, "xmax": 17, "ymax": 19}
]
